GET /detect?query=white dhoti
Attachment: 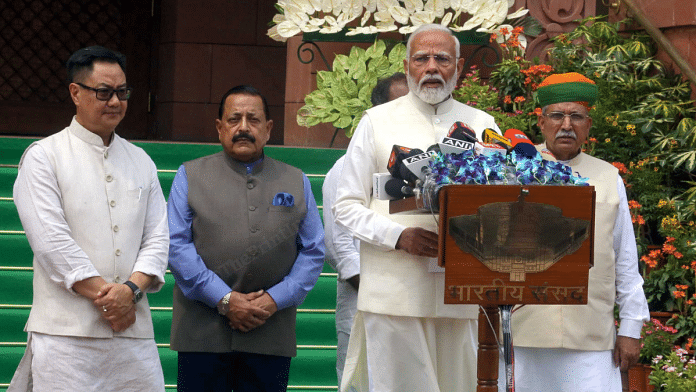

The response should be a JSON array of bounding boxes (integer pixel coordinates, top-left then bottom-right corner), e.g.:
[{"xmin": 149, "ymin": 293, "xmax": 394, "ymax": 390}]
[
  {"xmin": 498, "ymin": 347, "xmax": 621, "ymax": 392},
  {"xmin": 8, "ymin": 332, "xmax": 165, "ymax": 392},
  {"xmin": 341, "ymin": 311, "xmax": 478, "ymax": 392}
]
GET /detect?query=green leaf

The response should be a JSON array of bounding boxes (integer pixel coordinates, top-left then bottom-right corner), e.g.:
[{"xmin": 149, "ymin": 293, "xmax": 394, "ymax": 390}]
[
  {"xmin": 367, "ymin": 56, "xmax": 390, "ymax": 75},
  {"xmin": 349, "ymin": 45, "xmax": 366, "ymax": 63},
  {"xmin": 334, "ymin": 114, "xmax": 353, "ymax": 129},
  {"xmin": 347, "ymin": 59, "xmax": 366, "ymax": 80},
  {"xmin": 333, "ymin": 54, "xmax": 350, "ymax": 73},
  {"xmin": 671, "ymin": 150, "xmax": 696, "ymax": 172},
  {"xmin": 316, "ymin": 70, "xmax": 337, "ymax": 89},
  {"xmin": 365, "ymin": 40, "xmax": 386, "ymax": 59},
  {"xmin": 388, "ymin": 43, "xmax": 407, "ymax": 64}
]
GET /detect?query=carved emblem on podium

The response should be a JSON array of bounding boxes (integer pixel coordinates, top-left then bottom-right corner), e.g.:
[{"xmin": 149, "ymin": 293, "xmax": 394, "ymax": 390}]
[{"xmin": 448, "ymin": 198, "xmax": 590, "ymax": 282}]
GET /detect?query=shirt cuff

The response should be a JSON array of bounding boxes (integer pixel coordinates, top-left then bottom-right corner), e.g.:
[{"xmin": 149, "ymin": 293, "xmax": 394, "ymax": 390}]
[
  {"xmin": 385, "ymin": 225, "xmax": 406, "ymax": 250},
  {"xmin": 66, "ymin": 266, "xmax": 101, "ymax": 295},
  {"xmin": 266, "ymin": 285, "xmax": 291, "ymax": 310},
  {"xmin": 618, "ymin": 318, "xmax": 645, "ymax": 339}
]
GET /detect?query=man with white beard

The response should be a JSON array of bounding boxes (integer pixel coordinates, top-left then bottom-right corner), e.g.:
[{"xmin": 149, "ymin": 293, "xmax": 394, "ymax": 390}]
[{"xmin": 333, "ymin": 24, "xmax": 501, "ymax": 392}]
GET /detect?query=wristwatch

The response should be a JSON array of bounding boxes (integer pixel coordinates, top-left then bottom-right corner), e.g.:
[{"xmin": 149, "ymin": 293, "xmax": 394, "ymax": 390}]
[
  {"xmin": 217, "ymin": 292, "xmax": 232, "ymax": 315},
  {"xmin": 124, "ymin": 280, "xmax": 143, "ymax": 304}
]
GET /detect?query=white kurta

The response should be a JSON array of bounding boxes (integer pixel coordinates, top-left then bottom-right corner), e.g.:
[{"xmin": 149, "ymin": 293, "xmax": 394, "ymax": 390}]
[
  {"xmin": 334, "ymin": 93, "xmax": 500, "ymax": 392},
  {"xmin": 499, "ymin": 155, "xmax": 649, "ymax": 392},
  {"xmin": 9, "ymin": 117, "xmax": 168, "ymax": 391},
  {"xmin": 323, "ymin": 155, "xmax": 361, "ymax": 385}
]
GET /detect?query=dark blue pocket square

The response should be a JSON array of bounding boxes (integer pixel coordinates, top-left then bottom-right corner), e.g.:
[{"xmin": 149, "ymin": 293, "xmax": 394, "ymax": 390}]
[{"xmin": 272, "ymin": 192, "xmax": 294, "ymax": 207}]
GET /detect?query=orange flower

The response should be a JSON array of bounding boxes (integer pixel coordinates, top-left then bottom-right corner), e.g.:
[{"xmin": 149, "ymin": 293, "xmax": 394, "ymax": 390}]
[
  {"xmin": 674, "ymin": 251, "xmax": 683, "ymax": 259},
  {"xmin": 500, "ymin": 27, "xmax": 509, "ymax": 35},
  {"xmin": 612, "ymin": 162, "xmax": 629, "ymax": 174},
  {"xmin": 628, "ymin": 200, "xmax": 642, "ymax": 209},
  {"xmin": 676, "ymin": 284, "xmax": 689, "ymax": 290},
  {"xmin": 514, "ymin": 96, "xmax": 526, "ymax": 103},
  {"xmin": 666, "ymin": 236, "xmax": 675, "ymax": 243},
  {"xmin": 674, "ymin": 290, "xmax": 686, "ymax": 298},
  {"xmin": 504, "ymin": 95, "xmax": 512, "ymax": 104},
  {"xmin": 691, "ymin": 261, "xmax": 696, "ymax": 269},
  {"xmin": 663, "ymin": 243, "xmax": 677, "ymax": 254},
  {"xmin": 641, "ymin": 255, "xmax": 657, "ymax": 268}
]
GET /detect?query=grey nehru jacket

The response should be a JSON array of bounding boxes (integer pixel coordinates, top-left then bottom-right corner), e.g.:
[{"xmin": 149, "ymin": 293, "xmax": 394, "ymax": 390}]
[{"xmin": 170, "ymin": 152, "xmax": 306, "ymax": 357}]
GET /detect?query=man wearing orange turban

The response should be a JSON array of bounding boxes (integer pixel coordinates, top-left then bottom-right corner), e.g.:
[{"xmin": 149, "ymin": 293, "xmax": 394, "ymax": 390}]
[{"xmin": 504, "ymin": 72, "xmax": 650, "ymax": 392}]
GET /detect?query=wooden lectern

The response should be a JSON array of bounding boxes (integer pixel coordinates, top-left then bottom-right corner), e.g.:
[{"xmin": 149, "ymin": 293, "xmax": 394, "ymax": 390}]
[{"xmin": 392, "ymin": 184, "xmax": 595, "ymax": 391}]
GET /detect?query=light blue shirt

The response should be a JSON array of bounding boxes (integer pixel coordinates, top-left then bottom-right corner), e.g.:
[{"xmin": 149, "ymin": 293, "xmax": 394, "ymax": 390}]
[{"xmin": 167, "ymin": 158, "xmax": 325, "ymax": 310}]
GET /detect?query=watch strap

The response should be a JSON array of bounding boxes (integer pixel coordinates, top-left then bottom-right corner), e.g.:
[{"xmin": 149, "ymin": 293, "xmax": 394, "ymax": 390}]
[
  {"xmin": 217, "ymin": 292, "xmax": 232, "ymax": 315},
  {"xmin": 123, "ymin": 280, "xmax": 143, "ymax": 303}
]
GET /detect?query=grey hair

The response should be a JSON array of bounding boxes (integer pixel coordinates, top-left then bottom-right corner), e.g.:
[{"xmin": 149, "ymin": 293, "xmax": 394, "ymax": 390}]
[{"xmin": 406, "ymin": 24, "xmax": 460, "ymax": 59}]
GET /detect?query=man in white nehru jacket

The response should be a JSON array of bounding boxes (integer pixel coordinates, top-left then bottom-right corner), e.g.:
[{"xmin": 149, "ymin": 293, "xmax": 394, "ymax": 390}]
[{"xmin": 333, "ymin": 24, "xmax": 500, "ymax": 392}]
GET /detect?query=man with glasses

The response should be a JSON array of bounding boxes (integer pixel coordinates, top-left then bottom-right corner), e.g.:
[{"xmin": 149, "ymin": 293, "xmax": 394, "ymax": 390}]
[
  {"xmin": 503, "ymin": 72, "xmax": 649, "ymax": 392},
  {"xmin": 9, "ymin": 46, "xmax": 168, "ymax": 391},
  {"xmin": 333, "ymin": 24, "xmax": 500, "ymax": 392}
]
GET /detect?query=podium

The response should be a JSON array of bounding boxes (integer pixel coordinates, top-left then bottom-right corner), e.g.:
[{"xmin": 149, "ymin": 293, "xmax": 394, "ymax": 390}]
[{"xmin": 392, "ymin": 184, "xmax": 595, "ymax": 391}]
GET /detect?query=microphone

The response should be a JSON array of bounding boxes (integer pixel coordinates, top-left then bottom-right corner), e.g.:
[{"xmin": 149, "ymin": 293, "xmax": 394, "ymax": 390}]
[
  {"xmin": 401, "ymin": 149, "xmax": 435, "ymax": 184},
  {"xmin": 448, "ymin": 121, "xmax": 478, "ymax": 143},
  {"xmin": 387, "ymin": 145, "xmax": 415, "ymax": 179},
  {"xmin": 483, "ymin": 128, "xmax": 512, "ymax": 150},
  {"xmin": 503, "ymin": 129, "xmax": 539, "ymax": 159},
  {"xmin": 426, "ymin": 143, "xmax": 441, "ymax": 154},
  {"xmin": 385, "ymin": 178, "xmax": 414, "ymax": 199},
  {"xmin": 504, "ymin": 129, "xmax": 533, "ymax": 148},
  {"xmin": 439, "ymin": 122, "xmax": 477, "ymax": 155},
  {"xmin": 475, "ymin": 142, "xmax": 507, "ymax": 156}
]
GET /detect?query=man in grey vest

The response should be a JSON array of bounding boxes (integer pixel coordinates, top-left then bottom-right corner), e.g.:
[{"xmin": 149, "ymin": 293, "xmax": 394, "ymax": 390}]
[
  {"xmin": 167, "ymin": 85, "xmax": 325, "ymax": 391},
  {"xmin": 10, "ymin": 45, "xmax": 169, "ymax": 391}
]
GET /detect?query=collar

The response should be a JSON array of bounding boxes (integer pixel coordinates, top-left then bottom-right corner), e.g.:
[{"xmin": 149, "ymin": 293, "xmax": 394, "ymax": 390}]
[
  {"xmin": 224, "ymin": 152, "xmax": 265, "ymax": 175},
  {"xmin": 68, "ymin": 116, "xmax": 114, "ymax": 148},
  {"xmin": 406, "ymin": 91, "xmax": 454, "ymax": 116}
]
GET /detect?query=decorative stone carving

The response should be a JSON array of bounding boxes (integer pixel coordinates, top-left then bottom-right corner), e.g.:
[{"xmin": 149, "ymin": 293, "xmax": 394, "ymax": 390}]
[{"xmin": 514, "ymin": 0, "xmax": 601, "ymax": 61}]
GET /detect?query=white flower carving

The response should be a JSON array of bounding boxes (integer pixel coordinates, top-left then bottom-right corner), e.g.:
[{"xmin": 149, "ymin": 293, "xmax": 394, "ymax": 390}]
[{"xmin": 268, "ymin": 0, "xmax": 528, "ymax": 41}]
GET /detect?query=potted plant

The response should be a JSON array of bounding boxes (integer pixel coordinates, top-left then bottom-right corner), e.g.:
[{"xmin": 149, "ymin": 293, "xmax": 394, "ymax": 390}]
[
  {"xmin": 649, "ymin": 347, "xmax": 696, "ymax": 391},
  {"xmin": 296, "ymin": 39, "xmax": 406, "ymax": 138}
]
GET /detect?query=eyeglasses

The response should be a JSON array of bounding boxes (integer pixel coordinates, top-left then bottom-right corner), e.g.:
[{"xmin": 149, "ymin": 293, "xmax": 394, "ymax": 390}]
[
  {"xmin": 545, "ymin": 112, "xmax": 590, "ymax": 124},
  {"xmin": 76, "ymin": 83, "xmax": 132, "ymax": 101},
  {"xmin": 411, "ymin": 54, "xmax": 454, "ymax": 67}
]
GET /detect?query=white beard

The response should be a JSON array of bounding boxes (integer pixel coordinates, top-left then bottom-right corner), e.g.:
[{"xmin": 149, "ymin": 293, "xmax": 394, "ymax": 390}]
[{"xmin": 407, "ymin": 72, "xmax": 457, "ymax": 105}]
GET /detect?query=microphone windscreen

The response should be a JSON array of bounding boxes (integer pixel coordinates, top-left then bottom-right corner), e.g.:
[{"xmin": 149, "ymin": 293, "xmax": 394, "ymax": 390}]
[
  {"xmin": 426, "ymin": 144, "xmax": 441, "ymax": 154},
  {"xmin": 448, "ymin": 121, "xmax": 478, "ymax": 143},
  {"xmin": 512, "ymin": 143, "xmax": 539, "ymax": 159},
  {"xmin": 387, "ymin": 145, "xmax": 414, "ymax": 178},
  {"xmin": 483, "ymin": 128, "xmax": 512, "ymax": 149},
  {"xmin": 385, "ymin": 178, "xmax": 413, "ymax": 199},
  {"xmin": 504, "ymin": 129, "xmax": 534, "ymax": 148},
  {"xmin": 398, "ymin": 149, "xmax": 424, "ymax": 184}
]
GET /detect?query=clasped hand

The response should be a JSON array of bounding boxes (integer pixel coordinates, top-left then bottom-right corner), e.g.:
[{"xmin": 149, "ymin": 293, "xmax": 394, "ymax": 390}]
[
  {"xmin": 94, "ymin": 283, "xmax": 136, "ymax": 332},
  {"xmin": 225, "ymin": 290, "xmax": 276, "ymax": 333}
]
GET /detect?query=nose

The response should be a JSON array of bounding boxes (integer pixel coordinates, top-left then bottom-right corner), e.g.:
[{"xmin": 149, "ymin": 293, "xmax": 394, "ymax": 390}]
[
  {"xmin": 239, "ymin": 116, "xmax": 250, "ymax": 131},
  {"xmin": 106, "ymin": 91, "xmax": 120, "ymax": 106},
  {"xmin": 561, "ymin": 114, "xmax": 573, "ymax": 128},
  {"xmin": 425, "ymin": 56, "xmax": 439, "ymax": 73}
]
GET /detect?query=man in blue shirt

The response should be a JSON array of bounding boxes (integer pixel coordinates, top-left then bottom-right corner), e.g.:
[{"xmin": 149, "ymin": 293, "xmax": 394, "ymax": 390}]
[{"xmin": 167, "ymin": 85, "xmax": 325, "ymax": 391}]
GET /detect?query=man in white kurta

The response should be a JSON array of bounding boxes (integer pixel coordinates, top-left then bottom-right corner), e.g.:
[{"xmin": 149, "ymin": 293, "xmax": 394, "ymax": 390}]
[
  {"xmin": 501, "ymin": 73, "xmax": 649, "ymax": 392},
  {"xmin": 333, "ymin": 24, "xmax": 501, "ymax": 392},
  {"xmin": 9, "ymin": 46, "xmax": 168, "ymax": 391}
]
